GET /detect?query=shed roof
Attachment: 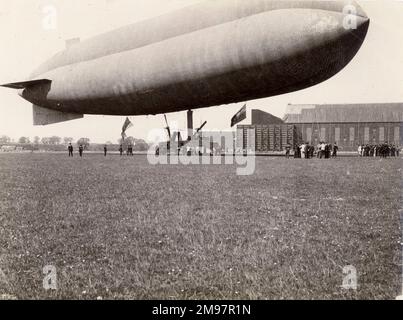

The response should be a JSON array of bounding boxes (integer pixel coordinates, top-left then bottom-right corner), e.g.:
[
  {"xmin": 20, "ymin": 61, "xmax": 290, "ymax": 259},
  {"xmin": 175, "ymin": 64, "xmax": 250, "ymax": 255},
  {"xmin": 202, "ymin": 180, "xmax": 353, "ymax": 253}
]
[{"xmin": 283, "ymin": 103, "xmax": 403, "ymax": 123}]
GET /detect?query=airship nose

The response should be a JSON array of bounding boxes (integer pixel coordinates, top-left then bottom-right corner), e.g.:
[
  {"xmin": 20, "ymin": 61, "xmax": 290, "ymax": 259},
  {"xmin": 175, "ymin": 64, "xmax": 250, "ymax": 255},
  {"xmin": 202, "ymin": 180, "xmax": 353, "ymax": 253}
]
[
  {"xmin": 310, "ymin": 0, "xmax": 370, "ymax": 34},
  {"xmin": 343, "ymin": 10, "xmax": 370, "ymax": 56},
  {"xmin": 251, "ymin": 4, "xmax": 370, "ymax": 97},
  {"xmin": 342, "ymin": 4, "xmax": 370, "ymax": 30},
  {"xmin": 315, "ymin": 0, "xmax": 368, "ymax": 20},
  {"xmin": 351, "ymin": 14, "xmax": 370, "ymax": 43},
  {"xmin": 346, "ymin": 0, "xmax": 369, "ymax": 20}
]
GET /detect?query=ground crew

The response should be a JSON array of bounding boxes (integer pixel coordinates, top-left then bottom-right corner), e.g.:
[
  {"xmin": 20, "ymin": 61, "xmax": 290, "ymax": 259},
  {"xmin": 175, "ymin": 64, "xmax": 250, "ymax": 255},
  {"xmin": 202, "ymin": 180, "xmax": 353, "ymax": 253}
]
[
  {"xmin": 285, "ymin": 145, "xmax": 291, "ymax": 159},
  {"xmin": 332, "ymin": 143, "xmax": 339, "ymax": 158},
  {"xmin": 79, "ymin": 145, "xmax": 84, "ymax": 157},
  {"xmin": 128, "ymin": 145, "xmax": 133, "ymax": 156},
  {"xmin": 68, "ymin": 143, "xmax": 74, "ymax": 157}
]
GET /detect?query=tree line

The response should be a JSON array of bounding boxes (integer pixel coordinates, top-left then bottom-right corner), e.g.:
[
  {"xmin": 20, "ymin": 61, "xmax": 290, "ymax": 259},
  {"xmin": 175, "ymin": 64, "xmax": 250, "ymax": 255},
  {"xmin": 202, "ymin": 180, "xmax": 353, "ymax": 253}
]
[
  {"xmin": 0, "ymin": 135, "xmax": 149, "ymax": 152},
  {"xmin": 0, "ymin": 135, "xmax": 74, "ymax": 145}
]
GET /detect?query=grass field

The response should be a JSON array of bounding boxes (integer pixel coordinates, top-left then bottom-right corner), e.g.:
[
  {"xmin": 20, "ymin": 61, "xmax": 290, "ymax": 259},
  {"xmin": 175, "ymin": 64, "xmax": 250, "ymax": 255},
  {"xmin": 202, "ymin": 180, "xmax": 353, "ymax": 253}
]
[{"xmin": 0, "ymin": 153, "xmax": 401, "ymax": 300}]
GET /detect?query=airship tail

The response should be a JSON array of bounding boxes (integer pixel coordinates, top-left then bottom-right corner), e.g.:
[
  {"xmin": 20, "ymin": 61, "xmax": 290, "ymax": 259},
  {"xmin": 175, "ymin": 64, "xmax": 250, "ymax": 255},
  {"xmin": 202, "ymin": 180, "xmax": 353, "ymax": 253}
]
[
  {"xmin": 33, "ymin": 104, "xmax": 83, "ymax": 126},
  {"xmin": 1, "ymin": 79, "xmax": 83, "ymax": 125}
]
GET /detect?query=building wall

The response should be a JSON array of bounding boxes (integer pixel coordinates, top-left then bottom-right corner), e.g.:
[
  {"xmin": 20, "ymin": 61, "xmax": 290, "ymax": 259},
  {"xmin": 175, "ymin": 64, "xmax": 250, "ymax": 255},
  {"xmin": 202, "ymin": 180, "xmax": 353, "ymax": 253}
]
[
  {"xmin": 295, "ymin": 122, "xmax": 402, "ymax": 151},
  {"xmin": 237, "ymin": 125, "xmax": 297, "ymax": 152}
]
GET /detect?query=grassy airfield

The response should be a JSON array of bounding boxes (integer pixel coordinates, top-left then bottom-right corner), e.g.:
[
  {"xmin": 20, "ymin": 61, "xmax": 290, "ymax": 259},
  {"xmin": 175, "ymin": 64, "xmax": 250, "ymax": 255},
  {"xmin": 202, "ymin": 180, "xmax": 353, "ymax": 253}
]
[{"xmin": 0, "ymin": 153, "xmax": 401, "ymax": 299}]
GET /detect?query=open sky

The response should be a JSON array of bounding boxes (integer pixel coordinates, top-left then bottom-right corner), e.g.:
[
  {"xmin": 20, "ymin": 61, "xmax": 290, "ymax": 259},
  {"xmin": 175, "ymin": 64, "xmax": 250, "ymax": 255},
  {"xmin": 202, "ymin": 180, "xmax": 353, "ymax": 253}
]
[{"xmin": 0, "ymin": 0, "xmax": 402, "ymax": 143}]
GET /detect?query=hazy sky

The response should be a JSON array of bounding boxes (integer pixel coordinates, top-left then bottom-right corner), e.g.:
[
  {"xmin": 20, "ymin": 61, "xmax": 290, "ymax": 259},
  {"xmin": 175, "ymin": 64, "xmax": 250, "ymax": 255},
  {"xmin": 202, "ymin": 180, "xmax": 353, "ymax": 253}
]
[{"xmin": 0, "ymin": 0, "xmax": 402, "ymax": 143}]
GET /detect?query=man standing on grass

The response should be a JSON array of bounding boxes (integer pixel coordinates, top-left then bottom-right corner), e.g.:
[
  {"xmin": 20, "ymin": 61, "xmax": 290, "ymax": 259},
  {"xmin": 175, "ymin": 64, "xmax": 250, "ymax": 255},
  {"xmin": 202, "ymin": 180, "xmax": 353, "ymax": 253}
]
[
  {"xmin": 79, "ymin": 145, "xmax": 84, "ymax": 158},
  {"xmin": 104, "ymin": 145, "xmax": 107, "ymax": 157},
  {"xmin": 321, "ymin": 142, "xmax": 327, "ymax": 159},
  {"xmin": 324, "ymin": 143, "xmax": 329, "ymax": 159},
  {"xmin": 68, "ymin": 143, "xmax": 73, "ymax": 157},
  {"xmin": 285, "ymin": 144, "xmax": 291, "ymax": 159},
  {"xmin": 128, "ymin": 145, "xmax": 134, "ymax": 156},
  {"xmin": 309, "ymin": 145, "xmax": 314, "ymax": 159},
  {"xmin": 332, "ymin": 143, "xmax": 339, "ymax": 158},
  {"xmin": 300, "ymin": 143, "xmax": 306, "ymax": 159}
]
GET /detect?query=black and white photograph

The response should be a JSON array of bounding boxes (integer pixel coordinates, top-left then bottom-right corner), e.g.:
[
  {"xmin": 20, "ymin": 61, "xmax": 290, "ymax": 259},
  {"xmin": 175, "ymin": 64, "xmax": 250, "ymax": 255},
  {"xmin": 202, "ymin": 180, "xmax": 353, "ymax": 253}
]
[{"xmin": 0, "ymin": 0, "xmax": 402, "ymax": 306}]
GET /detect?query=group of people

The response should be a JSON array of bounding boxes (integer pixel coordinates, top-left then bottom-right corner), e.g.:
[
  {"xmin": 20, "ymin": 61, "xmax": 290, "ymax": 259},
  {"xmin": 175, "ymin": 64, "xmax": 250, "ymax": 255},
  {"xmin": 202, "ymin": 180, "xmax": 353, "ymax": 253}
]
[
  {"xmin": 290, "ymin": 142, "xmax": 338, "ymax": 159},
  {"xmin": 119, "ymin": 144, "xmax": 134, "ymax": 156},
  {"xmin": 68, "ymin": 143, "xmax": 135, "ymax": 157},
  {"xmin": 286, "ymin": 141, "xmax": 401, "ymax": 159},
  {"xmin": 68, "ymin": 143, "xmax": 84, "ymax": 157},
  {"xmin": 358, "ymin": 144, "xmax": 400, "ymax": 158}
]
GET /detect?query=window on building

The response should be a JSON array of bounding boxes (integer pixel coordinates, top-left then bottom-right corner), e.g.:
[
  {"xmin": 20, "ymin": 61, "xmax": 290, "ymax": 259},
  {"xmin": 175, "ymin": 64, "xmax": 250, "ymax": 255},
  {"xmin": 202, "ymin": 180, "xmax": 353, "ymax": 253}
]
[
  {"xmin": 349, "ymin": 127, "xmax": 355, "ymax": 142},
  {"xmin": 379, "ymin": 127, "xmax": 385, "ymax": 142},
  {"xmin": 372, "ymin": 128, "xmax": 377, "ymax": 142},
  {"xmin": 335, "ymin": 127, "xmax": 340, "ymax": 142},
  {"xmin": 320, "ymin": 128, "xmax": 326, "ymax": 141},
  {"xmin": 364, "ymin": 127, "xmax": 369, "ymax": 142},
  {"xmin": 394, "ymin": 126, "xmax": 400, "ymax": 143},
  {"xmin": 247, "ymin": 128, "xmax": 256, "ymax": 151},
  {"xmin": 306, "ymin": 128, "xmax": 312, "ymax": 143},
  {"xmin": 237, "ymin": 127, "xmax": 245, "ymax": 150}
]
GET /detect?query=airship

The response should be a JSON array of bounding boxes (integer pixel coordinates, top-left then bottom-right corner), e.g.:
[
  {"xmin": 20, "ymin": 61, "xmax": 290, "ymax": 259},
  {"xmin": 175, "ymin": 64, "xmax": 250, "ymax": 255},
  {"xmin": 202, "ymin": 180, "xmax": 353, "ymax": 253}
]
[{"xmin": 1, "ymin": 0, "xmax": 370, "ymax": 125}]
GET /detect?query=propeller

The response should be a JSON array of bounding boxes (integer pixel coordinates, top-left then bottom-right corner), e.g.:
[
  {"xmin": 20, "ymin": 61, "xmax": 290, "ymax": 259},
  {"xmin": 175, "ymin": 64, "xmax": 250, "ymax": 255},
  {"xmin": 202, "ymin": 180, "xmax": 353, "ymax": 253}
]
[
  {"xmin": 182, "ymin": 121, "xmax": 208, "ymax": 147},
  {"xmin": 195, "ymin": 121, "xmax": 207, "ymax": 135}
]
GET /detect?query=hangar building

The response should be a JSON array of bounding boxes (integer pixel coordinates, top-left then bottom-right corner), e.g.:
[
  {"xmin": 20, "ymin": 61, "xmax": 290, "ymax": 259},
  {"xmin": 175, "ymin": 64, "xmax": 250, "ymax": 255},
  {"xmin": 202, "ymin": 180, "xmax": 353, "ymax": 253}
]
[{"xmin": 237, "ymin": 103, "xmax": 403, "ymax": 152}]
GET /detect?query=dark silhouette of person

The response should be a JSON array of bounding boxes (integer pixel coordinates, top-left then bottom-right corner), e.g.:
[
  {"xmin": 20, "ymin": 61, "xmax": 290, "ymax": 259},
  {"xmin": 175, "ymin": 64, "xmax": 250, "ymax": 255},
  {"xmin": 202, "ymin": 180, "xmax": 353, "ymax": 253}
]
[
  {"xmin": 128, "ymin": 145, "xmax": 133, "ymax": 156},
  {"xmin": 119, "ymin": 145, "xmax": 123, "ymax": 156},
  {"xmin": 104, "ymin": 145, "xmax": 107, "ymax": 157},
  {"xmin": 285, "ymin": 145, "xmax": 291, "ymax": 159},
  {"xmin": 332, "ymin": 143, "xmax": 339, "ymax": 158},
  {"xmin": 68, "ymin": 143, "xmax": 73, "ymax": 157},
  {"xmin": 79, "ymin": 145, "xmax": 84, "ymax": 157},
  {"xmin": 325, "ymin": 144, "xmax": 330, "ymax": 159},
  {"xmin": 294, "ymin": 145, "xmax": 301, "ymax": 159}
]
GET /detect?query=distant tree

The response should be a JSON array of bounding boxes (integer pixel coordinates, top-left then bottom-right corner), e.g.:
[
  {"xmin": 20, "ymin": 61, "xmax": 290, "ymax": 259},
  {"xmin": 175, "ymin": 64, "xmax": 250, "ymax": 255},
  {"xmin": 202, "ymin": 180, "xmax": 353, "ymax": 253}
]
[
  {"xmin": 119, "ymin": 136, "xmax": 135, "ymax": 145},
  {"xmin": 134, "ymin": 139, "xmax": 149, "ymax": 152},
  {"xmin": 18, "ymin": 137, "xmax": 30, "ymax": 144},
  {"xmin": 63, "ymin": 137, "xmax": 74, "ymax": 145},
  {"xmin": 41, "ymin": 137, "xmax": 50, "ymax": 145},
  {"xmin": 49, "ymin": 136, "xmax": 61, "ymax": 145},
  {"xmin": 33, "ymin": 136, "xmax": 41, "ymax": 145},
  {"xmin": 0, "ymin": 135, "xmax": 11, "ymax": 144},
  {"xmin": 77, "ymin": 138, "xmax": 90, "ymax": 150}
]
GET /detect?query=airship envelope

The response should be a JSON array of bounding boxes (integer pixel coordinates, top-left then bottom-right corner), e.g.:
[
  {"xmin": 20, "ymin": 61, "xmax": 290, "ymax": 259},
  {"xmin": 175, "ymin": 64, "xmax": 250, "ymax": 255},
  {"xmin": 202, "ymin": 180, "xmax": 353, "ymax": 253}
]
[{"xmin": 1, "ymin": 0, "xmax": 370, "ymax": 125}]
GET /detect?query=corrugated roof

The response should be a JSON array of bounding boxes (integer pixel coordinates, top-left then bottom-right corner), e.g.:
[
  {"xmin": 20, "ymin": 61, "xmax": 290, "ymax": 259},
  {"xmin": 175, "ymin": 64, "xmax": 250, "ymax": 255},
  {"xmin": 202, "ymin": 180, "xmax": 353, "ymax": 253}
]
[
  {"xmin": 252, "ymin": 110, "xmax": 284, "ymax": 125},
  {"xmin": 283, "ymin": 103, "xmax": 403, "ymax": 123}
]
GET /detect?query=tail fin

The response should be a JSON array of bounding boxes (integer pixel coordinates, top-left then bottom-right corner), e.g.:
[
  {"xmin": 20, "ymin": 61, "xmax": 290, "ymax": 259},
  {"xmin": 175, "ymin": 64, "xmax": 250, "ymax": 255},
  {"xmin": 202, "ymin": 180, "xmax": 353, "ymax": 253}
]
[
  {"xmin": 1, "ymin": 79, "xmax": 51, "ymax": 89},
  {"xmin": 33, "ymin": 105, "xmax": 83, "ymax": 126}
]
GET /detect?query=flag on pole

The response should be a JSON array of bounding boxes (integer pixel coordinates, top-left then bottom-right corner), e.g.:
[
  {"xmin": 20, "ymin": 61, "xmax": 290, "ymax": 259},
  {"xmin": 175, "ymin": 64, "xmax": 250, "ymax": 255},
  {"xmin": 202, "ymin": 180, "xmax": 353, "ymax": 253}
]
[
  {"xmin": 231, "ymin": 104, "xmax": 247, "ymax": 127},
  {"xmin": 121, "ymin": 117, "xmax": 133, "ymax": 140}
]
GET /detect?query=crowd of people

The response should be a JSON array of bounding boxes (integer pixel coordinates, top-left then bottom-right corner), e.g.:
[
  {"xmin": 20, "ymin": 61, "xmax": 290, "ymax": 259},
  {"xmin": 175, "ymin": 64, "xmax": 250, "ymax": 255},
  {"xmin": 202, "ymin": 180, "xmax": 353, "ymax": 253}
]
[
  {"xmin": 288, "ymin": 141, "xmax": 401, "ymax": 159},
  {"xmin": 357, "ymin": 144, "xmax": 400, "ymax": 158},
  {"xmin": 290, "ymin": 142, "xmax": 339, "ymax": 159}
]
